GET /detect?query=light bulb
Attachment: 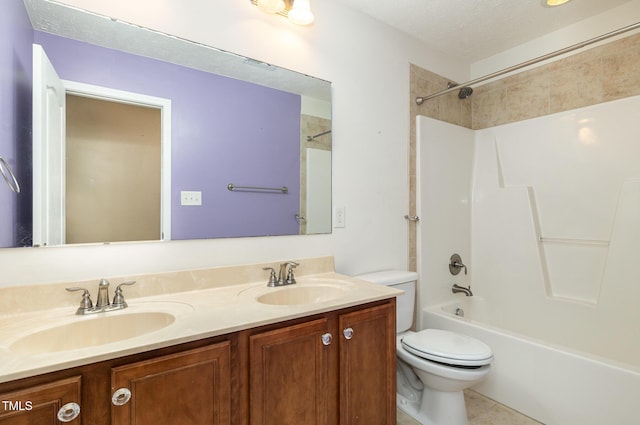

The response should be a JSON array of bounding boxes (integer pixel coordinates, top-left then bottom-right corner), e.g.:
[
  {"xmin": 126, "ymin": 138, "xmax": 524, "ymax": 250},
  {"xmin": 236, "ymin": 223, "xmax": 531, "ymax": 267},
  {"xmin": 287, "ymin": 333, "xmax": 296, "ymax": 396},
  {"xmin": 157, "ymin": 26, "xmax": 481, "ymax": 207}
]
[{"xmin": 288, "ymin": 0, "xmax": 314, "ymax": 25}]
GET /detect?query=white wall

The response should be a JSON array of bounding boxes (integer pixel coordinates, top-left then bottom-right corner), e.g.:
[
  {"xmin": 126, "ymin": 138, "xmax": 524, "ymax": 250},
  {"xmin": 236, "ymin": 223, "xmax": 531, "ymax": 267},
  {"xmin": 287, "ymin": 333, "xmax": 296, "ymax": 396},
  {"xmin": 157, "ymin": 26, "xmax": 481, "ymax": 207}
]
[{"xmin": 0, "ymin": 0, "xmax": 466, "ymax": 286}]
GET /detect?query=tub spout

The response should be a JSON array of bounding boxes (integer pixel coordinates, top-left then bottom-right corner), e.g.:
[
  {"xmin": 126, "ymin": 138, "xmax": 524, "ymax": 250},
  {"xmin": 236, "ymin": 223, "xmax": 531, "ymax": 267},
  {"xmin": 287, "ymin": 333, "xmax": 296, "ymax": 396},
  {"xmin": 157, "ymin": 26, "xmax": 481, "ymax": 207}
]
[{"xmin": 452, "ymin": 283, "xmax": 473, "ymax": 296}]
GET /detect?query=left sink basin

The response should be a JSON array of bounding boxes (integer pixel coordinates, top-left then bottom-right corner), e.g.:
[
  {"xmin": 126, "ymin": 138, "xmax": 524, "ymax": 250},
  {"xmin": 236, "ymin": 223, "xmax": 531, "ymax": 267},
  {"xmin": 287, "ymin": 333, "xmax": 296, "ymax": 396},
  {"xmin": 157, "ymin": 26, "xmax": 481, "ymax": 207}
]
[{"xmin": 9, "ymin": 311, "xmax": 177, "ymax": 354}]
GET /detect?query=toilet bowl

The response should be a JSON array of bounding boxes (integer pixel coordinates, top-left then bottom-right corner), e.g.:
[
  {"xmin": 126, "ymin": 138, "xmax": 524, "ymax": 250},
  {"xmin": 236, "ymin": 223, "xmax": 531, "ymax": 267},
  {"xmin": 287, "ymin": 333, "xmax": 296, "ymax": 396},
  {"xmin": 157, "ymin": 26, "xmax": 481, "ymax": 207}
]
[
  {"xmin": 397, "ymin": 330, "xmax": 492, "ymax": 425},
  {"xmin": 356, "ymin": 270, "xmax": 493, "ymax": 425}
]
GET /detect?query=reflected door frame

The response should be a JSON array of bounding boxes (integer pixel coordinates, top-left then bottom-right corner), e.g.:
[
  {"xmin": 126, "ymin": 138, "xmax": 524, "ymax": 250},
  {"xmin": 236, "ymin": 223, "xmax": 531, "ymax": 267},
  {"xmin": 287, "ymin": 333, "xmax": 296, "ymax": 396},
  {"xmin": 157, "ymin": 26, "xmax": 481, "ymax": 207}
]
[{"xmin": 57, "ymin": 81, "xmax": 172, "ymax": 244}]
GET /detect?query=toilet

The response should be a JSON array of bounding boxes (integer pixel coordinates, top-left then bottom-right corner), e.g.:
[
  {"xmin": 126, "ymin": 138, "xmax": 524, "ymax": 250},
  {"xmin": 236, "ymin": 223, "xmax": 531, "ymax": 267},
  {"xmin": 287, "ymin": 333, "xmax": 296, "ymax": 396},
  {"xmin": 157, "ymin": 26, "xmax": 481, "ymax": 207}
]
[{"xmin": 356, "ymin": 270, "xmax": 493, "ymax": 425}]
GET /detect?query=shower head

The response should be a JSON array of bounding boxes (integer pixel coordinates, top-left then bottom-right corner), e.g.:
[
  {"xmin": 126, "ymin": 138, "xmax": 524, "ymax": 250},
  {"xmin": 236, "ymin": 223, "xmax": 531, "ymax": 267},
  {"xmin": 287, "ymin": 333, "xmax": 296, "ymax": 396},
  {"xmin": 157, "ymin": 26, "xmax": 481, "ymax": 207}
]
[
  {"xmin": 448, "ymin": 82, "xmax": 473, "ymax": 99},
  {"xmin": 416, "ymin": 83, "xmax": 473, "ymax": 104},
  {"xmin": 457, "ymin": 86, "xmax": 473, "ymax": 99}
]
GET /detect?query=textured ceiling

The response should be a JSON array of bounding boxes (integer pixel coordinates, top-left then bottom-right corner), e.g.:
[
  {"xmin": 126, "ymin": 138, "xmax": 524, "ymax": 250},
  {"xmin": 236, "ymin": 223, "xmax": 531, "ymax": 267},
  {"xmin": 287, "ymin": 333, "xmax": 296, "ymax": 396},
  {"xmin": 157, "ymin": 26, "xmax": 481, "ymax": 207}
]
[{"xmin": 331, "ymin": 0, "xmax": 634, "ymax": 61}]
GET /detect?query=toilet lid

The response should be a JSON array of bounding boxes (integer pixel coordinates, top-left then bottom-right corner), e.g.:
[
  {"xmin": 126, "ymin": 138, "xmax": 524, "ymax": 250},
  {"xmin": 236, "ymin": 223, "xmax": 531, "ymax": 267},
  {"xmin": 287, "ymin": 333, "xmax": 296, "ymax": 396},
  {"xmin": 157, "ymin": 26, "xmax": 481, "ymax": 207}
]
[{"xmin": 401, "ymin": 329, "xmax": 493, "ymax": 367}]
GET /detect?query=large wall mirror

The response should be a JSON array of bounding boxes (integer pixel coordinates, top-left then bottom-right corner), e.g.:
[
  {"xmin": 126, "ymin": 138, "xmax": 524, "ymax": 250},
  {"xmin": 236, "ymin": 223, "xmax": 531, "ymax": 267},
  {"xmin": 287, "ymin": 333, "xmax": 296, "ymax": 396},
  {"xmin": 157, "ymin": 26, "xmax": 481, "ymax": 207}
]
[{"xmin": 0, "ymin": 0, "xmax": 332, "ymax": 248}]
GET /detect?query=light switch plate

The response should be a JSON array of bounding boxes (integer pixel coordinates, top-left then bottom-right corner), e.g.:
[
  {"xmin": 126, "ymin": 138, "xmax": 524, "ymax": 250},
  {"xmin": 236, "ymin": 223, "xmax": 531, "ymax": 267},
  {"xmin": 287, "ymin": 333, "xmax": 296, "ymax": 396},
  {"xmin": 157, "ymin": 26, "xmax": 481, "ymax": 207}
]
[
  {"xmin": 333, "ymin": 206, "xmax": 345, "ymax": 228},
  {"xmin": 181, "ymin": 191, "xmax": 202, "ymax": 206}
]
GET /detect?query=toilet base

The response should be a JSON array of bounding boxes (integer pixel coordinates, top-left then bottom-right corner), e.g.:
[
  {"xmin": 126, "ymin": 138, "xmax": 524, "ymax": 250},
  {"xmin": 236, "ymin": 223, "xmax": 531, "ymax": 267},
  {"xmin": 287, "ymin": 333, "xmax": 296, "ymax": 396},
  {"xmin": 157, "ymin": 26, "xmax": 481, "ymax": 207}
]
[{"xmin": 396, "ymin": 388, "xmax": 469, "ymax": 425}]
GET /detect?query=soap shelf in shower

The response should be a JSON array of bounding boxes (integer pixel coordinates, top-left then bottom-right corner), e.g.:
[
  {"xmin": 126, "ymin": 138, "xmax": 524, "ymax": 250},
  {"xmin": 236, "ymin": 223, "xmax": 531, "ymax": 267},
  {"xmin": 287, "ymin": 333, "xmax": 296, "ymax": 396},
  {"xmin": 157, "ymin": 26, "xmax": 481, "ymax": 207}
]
[{"xmin": 538, "ymin": 237, "xmax": 609, "ymax": 246}]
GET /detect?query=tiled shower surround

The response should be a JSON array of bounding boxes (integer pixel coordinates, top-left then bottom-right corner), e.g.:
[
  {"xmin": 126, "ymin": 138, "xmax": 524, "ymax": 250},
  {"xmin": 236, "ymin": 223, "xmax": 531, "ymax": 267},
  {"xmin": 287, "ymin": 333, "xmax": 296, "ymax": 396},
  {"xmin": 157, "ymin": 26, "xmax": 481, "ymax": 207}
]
[{"xmin": 407, "ymin": 31, "xmax": 640, "ymax": 271}]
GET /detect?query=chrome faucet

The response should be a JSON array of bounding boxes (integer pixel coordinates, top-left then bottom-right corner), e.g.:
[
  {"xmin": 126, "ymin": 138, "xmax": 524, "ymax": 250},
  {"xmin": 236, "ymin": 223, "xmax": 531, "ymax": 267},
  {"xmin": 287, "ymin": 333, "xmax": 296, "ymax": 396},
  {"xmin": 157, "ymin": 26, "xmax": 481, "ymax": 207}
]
[
  {"xmin": 66, "ymin": 279, "xmax": 136, "ymax": 315},
  {"xmin": 452, "ymin": 283, "xmax": 473, "ymax": 297},
  {"xmin": 263, "ymin": 261, "xmax": 299, "ymax": 287},
  {"xmin": 96, "ymin": 278, "xmax": 111, "ymax": 308},
  {"xmin": 279, "ymin": 261, "xmax": 299, "ymax": 285}
]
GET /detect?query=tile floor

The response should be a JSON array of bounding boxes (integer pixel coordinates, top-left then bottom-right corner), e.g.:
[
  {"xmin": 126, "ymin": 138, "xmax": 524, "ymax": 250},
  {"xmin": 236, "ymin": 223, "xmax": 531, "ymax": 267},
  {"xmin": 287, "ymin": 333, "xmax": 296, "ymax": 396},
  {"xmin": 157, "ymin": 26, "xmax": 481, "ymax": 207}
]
[{"xmin": 396, "ymin": 390, "xmax": 543, "ymax": 425}]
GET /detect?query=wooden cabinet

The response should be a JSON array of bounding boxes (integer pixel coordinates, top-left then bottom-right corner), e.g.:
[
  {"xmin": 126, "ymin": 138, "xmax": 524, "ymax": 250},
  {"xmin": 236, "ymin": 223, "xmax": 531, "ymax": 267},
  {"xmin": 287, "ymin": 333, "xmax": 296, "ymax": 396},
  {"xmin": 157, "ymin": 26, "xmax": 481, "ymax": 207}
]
[
  {"xmin": 249, "ymin": 318, "xmax": 331, "ymax": 425},
  {"xmin": 0, "ymin": 339, "xmax": 232, "ymax": 425},
  {"xmin": 111, "ymin": 342, "xmax": 231, "ymax": 425},
  {"xmin": 339, "ymin": 304, "xmax": 396, "ymax": 425},
  {"xmin": 248, "ymin": 301, "xmax": 396, "ymax": 425},
  {"xmin": 0, "ymin": 376, "xmax": 82, "ymax": 425},
  {"xmin": 0, "ymin": 299, "xmax": 395, "ymax": 425}
]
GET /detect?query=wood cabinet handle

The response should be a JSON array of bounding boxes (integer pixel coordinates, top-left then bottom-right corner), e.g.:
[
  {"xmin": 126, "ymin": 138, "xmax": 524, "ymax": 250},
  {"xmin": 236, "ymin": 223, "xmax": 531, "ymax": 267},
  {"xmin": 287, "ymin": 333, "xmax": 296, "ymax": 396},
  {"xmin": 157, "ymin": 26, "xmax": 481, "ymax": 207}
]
[
  {"xmin": 112, "ymin": 387, "xmax": 132, "ymax": 406},
  {"xmin": 343, "ymin": 327, "xmax": 354, "ymax": 340},
  {"xmin": 57, "ymin": 402, "xmax": 80, "ymax": 422},
  {"xmin": 321, "ymin": 333, "xmax": 332, "ymax": 345}
]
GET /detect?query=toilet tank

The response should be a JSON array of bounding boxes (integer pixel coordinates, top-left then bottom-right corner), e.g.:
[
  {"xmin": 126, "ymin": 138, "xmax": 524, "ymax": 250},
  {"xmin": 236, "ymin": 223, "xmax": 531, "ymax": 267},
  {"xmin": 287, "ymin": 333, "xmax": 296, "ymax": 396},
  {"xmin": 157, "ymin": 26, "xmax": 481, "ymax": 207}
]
[{"xmin": 355, "ymin": 270, "xmax": 418, "ymax": 333}]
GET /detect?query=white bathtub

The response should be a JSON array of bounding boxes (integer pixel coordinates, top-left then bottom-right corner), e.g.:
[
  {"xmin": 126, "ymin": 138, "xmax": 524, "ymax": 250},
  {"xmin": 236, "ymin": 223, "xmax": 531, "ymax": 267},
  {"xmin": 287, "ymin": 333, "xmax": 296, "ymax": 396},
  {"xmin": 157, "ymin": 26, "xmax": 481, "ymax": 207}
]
[{"xmin": 422, "ymin": 298, "xmax": 640, "ymax": 425}]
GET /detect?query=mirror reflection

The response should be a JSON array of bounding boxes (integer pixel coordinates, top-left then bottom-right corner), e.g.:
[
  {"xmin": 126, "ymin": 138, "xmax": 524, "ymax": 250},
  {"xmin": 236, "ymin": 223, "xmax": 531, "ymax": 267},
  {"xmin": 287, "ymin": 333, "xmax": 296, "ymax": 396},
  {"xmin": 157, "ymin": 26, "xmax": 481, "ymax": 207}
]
[{"xmin": 1, "ymin": 0, "xmax": 332, "ymax": 248}]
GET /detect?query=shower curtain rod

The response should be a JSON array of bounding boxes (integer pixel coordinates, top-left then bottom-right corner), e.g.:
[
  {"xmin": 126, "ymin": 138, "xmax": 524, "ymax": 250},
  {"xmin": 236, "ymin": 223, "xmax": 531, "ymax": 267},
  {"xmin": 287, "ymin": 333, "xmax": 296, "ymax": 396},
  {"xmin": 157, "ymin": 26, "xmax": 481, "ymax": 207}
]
[{"xmin": 415, "ymin": 21, "xmax": 640, "ymax": 104}]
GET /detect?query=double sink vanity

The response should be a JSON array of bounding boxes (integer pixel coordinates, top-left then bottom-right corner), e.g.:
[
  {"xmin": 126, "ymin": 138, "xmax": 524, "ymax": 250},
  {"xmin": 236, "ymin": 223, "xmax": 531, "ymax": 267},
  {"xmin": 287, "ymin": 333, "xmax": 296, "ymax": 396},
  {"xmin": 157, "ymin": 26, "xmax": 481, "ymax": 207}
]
[{"xmin": 0, "ymin": 256, "xmax": 401, "ymax": 425}]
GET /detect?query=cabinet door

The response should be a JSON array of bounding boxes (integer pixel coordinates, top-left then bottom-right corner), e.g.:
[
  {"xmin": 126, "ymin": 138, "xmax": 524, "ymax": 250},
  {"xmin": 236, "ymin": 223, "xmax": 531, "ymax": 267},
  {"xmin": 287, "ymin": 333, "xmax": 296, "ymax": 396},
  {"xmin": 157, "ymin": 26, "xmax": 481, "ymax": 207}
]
[
  {"xmin": 111, "ymin": 342, "xmax": 231, "ymax": 425},
  {"xmin": 0, "ymin": 376, "xmax": 82, "ymax": 425},
  {"xmin": 249, "ymin": 318, "xmax": 331, "ymax": 425},
  {"xmin": 339, "ymin": 303, "xmax": 396, "ymax": 425}
]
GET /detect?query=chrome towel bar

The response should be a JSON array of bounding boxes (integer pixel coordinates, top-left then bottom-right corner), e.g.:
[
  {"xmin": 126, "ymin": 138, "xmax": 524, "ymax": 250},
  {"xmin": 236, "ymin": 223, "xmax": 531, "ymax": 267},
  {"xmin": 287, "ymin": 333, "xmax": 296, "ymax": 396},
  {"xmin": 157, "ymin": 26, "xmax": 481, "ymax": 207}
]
[
  {"xmin": 306, "ymin": 130, "xmax": 332, "ymax": 142},
  {"xmin": 0, "ymin": 156, "xmax": 20, "ymax": 194},
  {"xmin": 227, "ymin": 183, "xmax": 288, "ymax": 193}
]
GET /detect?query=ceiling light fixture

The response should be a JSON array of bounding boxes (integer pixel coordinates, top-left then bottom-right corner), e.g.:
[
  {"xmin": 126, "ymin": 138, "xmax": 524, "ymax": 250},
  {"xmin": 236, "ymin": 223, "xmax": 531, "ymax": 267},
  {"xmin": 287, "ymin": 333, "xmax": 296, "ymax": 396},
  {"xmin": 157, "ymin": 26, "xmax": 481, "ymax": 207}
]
[
  {"xmin": 544, "ymin": 0, "xmax": 573, "ymax": 6},
  {"xmin": 251, "ymin": 0, "xmax": 315, "ymax": 26}
]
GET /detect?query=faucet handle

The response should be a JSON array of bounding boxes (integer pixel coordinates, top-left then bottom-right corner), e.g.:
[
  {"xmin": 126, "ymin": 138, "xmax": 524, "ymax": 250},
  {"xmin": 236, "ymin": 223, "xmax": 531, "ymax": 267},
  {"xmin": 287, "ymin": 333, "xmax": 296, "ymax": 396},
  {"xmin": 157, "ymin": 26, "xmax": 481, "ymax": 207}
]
[
  {"xmin": 112, "ymin": 281, "xmax": 136, "ymax": 307},
  {"xmin": 449, "ymin": 254, "xmax": 467, "ymax": 275},
  {"xmin": 66, "ymin": 287, "xmax": 93, "ymax": 313},
  {"xmin": 262, "ymin": 267, "xmax": 278, "ymax": 287},
  {"xmin": 285, "ymin": 262, "xmax": 299, "ymax": 284}
]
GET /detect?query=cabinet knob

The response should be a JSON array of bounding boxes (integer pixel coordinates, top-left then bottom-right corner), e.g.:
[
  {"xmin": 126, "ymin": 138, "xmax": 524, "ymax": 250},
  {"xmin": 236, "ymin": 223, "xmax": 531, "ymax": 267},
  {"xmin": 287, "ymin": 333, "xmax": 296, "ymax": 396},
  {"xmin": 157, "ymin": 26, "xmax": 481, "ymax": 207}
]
[
  {"xmin": 57, "ymin": 402, "xmax": 80, "ymax": 422},
  {"xmin": 321, "ymin": 333, "xmax": 333, "ymax": 345},
  {"xmin": 112, "ymin": 388, "xmax": 132, "ymax": 406},
  {"xmin": 343, "ymin": 327, "xmax": 354, "ymax": 340}
]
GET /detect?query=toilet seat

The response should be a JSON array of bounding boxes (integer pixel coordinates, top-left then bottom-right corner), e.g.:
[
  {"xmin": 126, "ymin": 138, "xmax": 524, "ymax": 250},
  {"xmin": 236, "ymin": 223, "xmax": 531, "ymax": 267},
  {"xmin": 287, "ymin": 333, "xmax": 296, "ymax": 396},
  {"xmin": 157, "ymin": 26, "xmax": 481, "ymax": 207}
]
[{"xmin": 401, "ymin": 329, "xmax": 493, "ymax": 367}]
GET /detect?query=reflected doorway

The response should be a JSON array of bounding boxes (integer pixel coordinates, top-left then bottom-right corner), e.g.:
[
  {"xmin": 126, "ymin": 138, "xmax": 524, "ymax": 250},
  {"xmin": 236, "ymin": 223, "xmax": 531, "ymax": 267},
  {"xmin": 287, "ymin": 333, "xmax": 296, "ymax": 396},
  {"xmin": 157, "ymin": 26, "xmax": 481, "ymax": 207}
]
[{"xmin": 66, "ymin": 95, "xmax": 161, "ymax": 244}]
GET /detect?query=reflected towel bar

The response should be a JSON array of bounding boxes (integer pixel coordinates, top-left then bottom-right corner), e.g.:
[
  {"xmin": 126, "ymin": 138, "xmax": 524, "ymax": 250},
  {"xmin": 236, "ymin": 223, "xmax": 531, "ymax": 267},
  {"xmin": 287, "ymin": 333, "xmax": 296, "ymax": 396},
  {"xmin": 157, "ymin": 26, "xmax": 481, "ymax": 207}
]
[
  {"xmin": 0, "ymin": 156, "xmax": 20, "ymax": 194},
  {"xmin": 538, "ymin": 237, "xmax": 609, "ymax": 246},
  {"xmin": 227, "ymin": 183, "xmax": 288, "ymax": 193},
  {"xmin": 306, "ymin": 130, "xmax": 332, "ymax": 142}
]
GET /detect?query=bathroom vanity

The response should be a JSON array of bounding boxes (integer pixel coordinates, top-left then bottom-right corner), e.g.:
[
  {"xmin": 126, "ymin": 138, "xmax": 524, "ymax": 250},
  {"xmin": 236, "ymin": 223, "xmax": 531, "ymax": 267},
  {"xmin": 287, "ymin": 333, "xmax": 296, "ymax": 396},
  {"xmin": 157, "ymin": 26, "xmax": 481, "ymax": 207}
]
[{"xmin": 0, "ymin": 257, "xmax": 400, "ymax": 425}]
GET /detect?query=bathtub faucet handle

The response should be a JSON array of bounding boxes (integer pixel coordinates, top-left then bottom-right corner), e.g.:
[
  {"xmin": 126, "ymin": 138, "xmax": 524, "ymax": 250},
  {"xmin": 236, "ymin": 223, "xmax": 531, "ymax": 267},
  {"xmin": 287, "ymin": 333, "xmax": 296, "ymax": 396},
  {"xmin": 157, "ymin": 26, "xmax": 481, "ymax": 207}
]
[{"xmin": 449, "ymin": 254, "xmax": 467, "ymax": 275}]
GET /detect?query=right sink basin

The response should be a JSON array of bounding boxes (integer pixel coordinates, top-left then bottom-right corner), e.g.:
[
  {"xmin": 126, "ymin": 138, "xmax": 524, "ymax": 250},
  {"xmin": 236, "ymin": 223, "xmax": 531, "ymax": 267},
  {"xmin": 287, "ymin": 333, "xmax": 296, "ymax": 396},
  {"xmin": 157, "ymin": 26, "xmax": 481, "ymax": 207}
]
[{"xmin": 256, "ymin": 284, "xmax": 351, "ymax": 306}]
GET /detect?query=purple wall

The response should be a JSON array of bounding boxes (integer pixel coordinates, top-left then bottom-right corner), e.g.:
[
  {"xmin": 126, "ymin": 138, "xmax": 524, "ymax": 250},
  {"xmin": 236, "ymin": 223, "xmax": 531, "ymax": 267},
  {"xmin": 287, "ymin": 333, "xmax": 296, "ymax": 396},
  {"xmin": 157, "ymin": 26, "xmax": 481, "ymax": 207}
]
[
  {"xmin": 34, "ymin": 31, "xmax": 301, "ymax": 240},
  {"xmin": 0, "ymin": 0, "xmax": 33, "ymax": 247}
]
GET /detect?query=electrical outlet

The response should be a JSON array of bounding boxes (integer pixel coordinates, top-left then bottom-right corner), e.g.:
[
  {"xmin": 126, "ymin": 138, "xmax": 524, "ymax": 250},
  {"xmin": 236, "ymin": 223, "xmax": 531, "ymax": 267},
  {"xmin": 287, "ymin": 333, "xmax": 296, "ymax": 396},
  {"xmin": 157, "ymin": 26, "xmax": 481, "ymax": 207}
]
[
  {"xmin": 181, "ymin": 191, "xmax": 202, "ymax": 206},
  {"xmin": 333, "ymin": 206, "xmax": 345, "ymax": 228}
]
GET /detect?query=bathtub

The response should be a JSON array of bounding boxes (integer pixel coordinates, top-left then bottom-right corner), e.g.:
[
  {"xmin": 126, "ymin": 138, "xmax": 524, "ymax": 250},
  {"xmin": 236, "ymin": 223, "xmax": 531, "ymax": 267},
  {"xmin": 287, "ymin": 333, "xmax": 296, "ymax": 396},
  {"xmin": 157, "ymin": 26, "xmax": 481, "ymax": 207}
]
[{"xmin": 421, "ymin": 298, "xmax": 640, "ymax": 425}]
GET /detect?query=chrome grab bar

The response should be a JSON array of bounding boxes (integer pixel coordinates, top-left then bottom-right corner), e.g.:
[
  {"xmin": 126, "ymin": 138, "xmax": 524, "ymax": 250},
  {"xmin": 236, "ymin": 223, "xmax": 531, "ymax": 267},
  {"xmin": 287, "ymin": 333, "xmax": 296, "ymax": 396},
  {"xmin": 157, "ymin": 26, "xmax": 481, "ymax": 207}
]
[
  {"xmin": 0, "ymin": 157, "xmax": 20, "ymax": 194},
  {"xmin": 227, "ymin": 183, "xmax": 288, "ymax": 193}
]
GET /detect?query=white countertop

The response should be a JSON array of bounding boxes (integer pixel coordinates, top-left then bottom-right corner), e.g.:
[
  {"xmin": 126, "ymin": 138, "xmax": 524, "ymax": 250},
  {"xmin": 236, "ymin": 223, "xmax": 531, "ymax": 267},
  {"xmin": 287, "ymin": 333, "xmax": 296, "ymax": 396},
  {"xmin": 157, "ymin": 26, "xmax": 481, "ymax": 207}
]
[{"xmin": 0, "ymin": 271, "xmax": 401, "ymax": 383}]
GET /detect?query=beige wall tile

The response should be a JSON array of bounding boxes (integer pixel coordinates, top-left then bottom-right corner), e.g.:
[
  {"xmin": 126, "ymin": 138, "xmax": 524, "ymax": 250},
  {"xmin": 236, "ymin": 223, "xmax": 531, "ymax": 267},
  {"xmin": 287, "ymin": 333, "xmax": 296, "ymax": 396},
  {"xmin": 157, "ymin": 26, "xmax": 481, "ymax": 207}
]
[
  {"xmin": 602, "ymin": 44, "xmax": 640, "ymax": 101},
  {"xmin": 505, "ymin": 74, "xmax": 550, "ymax": 123},
  {"xmin": 550, "ymin": 58, "xmax": 603, "ymax": 113}
]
